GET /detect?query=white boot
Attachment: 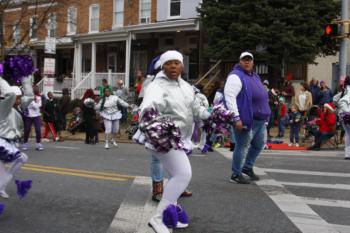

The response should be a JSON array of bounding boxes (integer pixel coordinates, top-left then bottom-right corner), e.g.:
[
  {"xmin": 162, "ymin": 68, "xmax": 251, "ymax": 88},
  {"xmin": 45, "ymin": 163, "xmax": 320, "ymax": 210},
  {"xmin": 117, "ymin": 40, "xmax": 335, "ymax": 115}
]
[
  {"xmin": 149, "ymin": 199, "xmax": 171, "ymax": 233},
  {"xmin": 105, "ymin": 134, "xmax": 110, "ymax": 149},
  {"xmin": 0, "ymin": 173, "xmax": 13, "ymax": 197}
]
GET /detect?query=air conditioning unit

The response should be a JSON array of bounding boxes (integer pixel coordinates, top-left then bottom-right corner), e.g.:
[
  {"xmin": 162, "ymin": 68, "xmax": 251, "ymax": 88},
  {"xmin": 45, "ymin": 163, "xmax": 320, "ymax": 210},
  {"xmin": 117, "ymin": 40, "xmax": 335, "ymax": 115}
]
[{"xmin": 140, "ymin": 17, "xmax": 150, "ymax": 24}]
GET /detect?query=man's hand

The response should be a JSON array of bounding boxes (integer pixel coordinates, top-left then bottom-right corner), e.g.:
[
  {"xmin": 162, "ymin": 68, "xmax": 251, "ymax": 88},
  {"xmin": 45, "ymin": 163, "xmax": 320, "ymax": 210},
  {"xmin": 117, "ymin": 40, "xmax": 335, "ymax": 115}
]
[{"xmin": 235, "ymin": 120, "xmax": 243, "ymax": 132}]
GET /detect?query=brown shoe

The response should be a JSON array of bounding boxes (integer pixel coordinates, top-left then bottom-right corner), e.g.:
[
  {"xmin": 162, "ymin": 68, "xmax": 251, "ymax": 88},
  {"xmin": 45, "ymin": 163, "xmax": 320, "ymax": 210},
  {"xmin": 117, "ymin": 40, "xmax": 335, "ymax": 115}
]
[
  {"xmin": 180, "ymin": 189, "xmax": 192, "ymax": 197},
  {"xmin": 152, "ymin": 181, "xmax": 163, "ymax": 202}
]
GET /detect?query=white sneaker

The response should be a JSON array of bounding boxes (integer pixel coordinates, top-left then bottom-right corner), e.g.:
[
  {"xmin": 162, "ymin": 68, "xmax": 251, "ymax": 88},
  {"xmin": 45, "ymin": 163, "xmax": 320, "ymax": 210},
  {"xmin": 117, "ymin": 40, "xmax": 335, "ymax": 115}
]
[
  {"xmin": 288, "ymin": 143, "xmax": 293, "ymax": 147},
  {"xmin": 105, "ymin": 143, "xmax": 110, "ymax": 149},
  {"xmin": 112, "ymin": 141, "xmax": 118, "ymax": 147},
  {"xmin": 55, "ymin": 137, "xmax": 60, "ymax": 142},
  {"xmin": 21, "ymin": 143, "xmax": 29, "ymax": 151},
  {"xmin": 148, "ymin": 214, "xmax": 170, "ymax": 233},
  {"xmin": 0, "ymin": 190, "xmax": 9, "ymax": 199},
  {"xmin": 36, "ymin": 143, "xmax": 44, "ymax": 151},
  {"xmin": 42, "ymin": 138, "xmax": 51, "ymax": 142},
  {"xmin": 295, "ymin": 143, "xmax": 299, "ymax": 147}
]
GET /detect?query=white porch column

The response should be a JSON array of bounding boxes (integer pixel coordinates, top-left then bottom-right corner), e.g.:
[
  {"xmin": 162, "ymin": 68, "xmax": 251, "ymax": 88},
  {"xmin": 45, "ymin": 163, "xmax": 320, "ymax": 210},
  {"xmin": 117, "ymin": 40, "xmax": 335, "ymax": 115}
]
[
  {"xmin": 75, "ymin": 43, "xmax": 82, "ymax": 86},
  {"xmin": 91, "ymin": 42, "xmax": 96, "ymax": 89},
  {"xmin": 125, "ymin": 32, "xmax": 132, "ymax": 88}
]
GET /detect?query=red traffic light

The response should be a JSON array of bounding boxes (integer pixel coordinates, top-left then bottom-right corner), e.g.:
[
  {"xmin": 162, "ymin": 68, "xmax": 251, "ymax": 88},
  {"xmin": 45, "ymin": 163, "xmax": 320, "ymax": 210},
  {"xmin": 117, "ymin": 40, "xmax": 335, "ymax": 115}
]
[{"xmin": 324, "ymin": 23, "xmax": 338, "ymax": 37}]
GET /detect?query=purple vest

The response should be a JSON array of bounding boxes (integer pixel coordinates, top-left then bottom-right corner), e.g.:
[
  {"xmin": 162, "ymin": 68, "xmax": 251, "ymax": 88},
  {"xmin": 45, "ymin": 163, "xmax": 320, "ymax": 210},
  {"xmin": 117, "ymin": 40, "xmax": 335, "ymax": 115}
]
[{"xmin": 229, "ymin": 64, "xmax": 271, "ymax": 129}]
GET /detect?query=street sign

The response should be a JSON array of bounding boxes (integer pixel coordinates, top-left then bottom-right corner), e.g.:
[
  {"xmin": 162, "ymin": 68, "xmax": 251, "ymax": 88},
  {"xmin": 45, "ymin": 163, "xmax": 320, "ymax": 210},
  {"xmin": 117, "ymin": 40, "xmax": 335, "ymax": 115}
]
[
  {"xmin": 45, "ymin": 37, "xmax": 56, "ymax": 54},
  {"xmin": 43, "ymin": 77, "xmax": 54, "ymax": 95},
  {"xmin": 43, "ymin": 58, "xmax": 55, "ymax": 75}
]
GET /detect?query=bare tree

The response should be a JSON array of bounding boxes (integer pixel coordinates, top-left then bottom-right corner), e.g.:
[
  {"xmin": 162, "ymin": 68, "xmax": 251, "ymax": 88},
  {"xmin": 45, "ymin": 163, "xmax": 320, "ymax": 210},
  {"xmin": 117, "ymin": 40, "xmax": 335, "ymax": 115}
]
[{"xmin": 0, "ymin": 0, "xmax": 78, "ymax": 61}]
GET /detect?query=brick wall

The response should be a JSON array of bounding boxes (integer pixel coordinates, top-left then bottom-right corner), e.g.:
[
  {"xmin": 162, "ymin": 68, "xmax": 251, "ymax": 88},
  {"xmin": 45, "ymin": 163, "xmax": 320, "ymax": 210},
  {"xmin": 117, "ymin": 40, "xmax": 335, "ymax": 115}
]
[{"xmin": 3, "ymin": 0, "xmax": 158, "ymax": 45}]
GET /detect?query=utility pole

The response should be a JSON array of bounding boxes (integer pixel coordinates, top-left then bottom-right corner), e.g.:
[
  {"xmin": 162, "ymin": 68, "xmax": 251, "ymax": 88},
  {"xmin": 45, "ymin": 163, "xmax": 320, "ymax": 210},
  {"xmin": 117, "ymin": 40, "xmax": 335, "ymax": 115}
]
[{"xmin": 339, "ymin": 0, "xmax": 349, "ymax": 78}]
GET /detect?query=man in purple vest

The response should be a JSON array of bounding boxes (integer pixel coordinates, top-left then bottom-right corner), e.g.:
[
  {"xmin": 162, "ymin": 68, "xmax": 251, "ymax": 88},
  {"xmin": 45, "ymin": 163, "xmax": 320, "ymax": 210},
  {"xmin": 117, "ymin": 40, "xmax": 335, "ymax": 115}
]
[{"xmin": 224, "ymin": 52, "xmax": 271, "ymax": 184}]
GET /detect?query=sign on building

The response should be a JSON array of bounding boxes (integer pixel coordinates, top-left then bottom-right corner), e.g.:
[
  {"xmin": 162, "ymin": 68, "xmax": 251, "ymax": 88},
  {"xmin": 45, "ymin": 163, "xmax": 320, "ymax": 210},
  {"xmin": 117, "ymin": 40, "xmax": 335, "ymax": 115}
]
[
  {"xmin": 45, "ymin": 37, "xmax": 56, "ymax": 54},
  {"xmin": 43, "ymin": 77, "xmax": 54, "ymax": 95},
  {"xmin": 43, "ymin": 58, "xmax": 56, "ymax": 75}
]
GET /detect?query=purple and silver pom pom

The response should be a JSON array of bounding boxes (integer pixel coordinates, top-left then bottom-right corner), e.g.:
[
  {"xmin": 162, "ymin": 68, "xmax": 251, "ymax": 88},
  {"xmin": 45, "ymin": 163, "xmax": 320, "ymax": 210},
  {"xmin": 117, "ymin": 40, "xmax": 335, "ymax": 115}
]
[
  {"xmin": 140, "ymin": 108, "xmax": 184, "ymax": 153},
  {"xmin": 15, "ymin": 179, "xmax": 32, "ymax": 199},
  {"xmin": 203, "ymin": 105, "xmax": 235, "ymax": 134},
  {"xmin": 340, "ymin": 112, "xmax": 350, "ymax": 124},
  {"xmin": 3, "ymin": 55, "xmax": 35, "ymax": 85},
  {"xmin": 0, "ymin": 203, "xmax": 4, "ymax": 216},
  {"xmin": 162, "ymin": 204, "xmax": 178, "ymax": 228},
  {"xmin": 176, "ymin": 205, "xmax": 189, "ymax": 225}
]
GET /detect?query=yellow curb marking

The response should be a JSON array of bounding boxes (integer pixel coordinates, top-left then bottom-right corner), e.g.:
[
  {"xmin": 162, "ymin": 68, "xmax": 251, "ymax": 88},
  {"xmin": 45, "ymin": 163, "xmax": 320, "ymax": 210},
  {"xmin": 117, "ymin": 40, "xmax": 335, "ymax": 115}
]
[{"xmin": 20, "ymin": 163, "xmax": 135, "ymax": 182}]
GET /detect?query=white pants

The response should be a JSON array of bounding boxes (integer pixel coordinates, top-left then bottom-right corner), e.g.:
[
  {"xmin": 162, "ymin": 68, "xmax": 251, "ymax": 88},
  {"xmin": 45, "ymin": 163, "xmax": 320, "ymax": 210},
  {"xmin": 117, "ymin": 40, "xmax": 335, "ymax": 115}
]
[
  {"xmin": 104, "ymin": 119, "xmax": 120, "ymax": 134},
  {"xmin": 343, "ymin": 123, "xmax": 350, "ymax": 158},
  {"xmin": 153, "ymin": 148, "xmax": 192, "ymax": 204},
  {"xmin": 0, "ymin": 152, "xmax": 28, "ymax": 190}
]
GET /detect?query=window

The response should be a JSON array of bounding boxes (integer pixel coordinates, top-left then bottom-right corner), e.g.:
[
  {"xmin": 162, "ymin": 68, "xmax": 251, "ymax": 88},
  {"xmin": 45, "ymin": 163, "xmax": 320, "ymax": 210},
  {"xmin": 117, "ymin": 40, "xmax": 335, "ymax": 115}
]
[
  {"xmin": 47, "ymin": 13, "xmax": 56, "ymax": 37},
  {"xmin": 169, "ymin": 0, "xmax": 181, "ymax": 18},
  {"xmin": 113, "ymin": 0, "xmax": 124, "ymax": 27},
  {"xmin": 29, "ymin": 16, "xmax": 38, "ymax": 39},
  {"xmin": 140, "ymin": 0, "xmax": 151, "ymax": 24},
  {"xmin": 89, "ymin": 4, "xmax": 99, "ymax": 32},
  {"xmin": 13, "ymin": 21, "xmax": 21, "ymax": 44},
  {"xmin": 67, "ymin": 7, "xmax": 77, "ymax": 35}
]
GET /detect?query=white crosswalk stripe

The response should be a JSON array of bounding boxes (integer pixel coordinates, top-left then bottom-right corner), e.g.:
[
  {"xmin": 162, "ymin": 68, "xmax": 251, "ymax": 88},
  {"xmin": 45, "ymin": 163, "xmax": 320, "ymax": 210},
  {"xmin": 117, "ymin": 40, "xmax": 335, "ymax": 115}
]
[{"xmin": 215, "ymin": 148, "xmax": 350, "ymax": 233}]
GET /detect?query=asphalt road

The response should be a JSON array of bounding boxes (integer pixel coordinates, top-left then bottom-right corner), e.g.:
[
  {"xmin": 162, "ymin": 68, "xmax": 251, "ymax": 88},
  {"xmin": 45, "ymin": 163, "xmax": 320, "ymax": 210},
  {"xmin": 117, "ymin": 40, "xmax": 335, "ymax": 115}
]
[{"xmin": 0, "ymin": 141, "xmax": 348, "ymax": 233}]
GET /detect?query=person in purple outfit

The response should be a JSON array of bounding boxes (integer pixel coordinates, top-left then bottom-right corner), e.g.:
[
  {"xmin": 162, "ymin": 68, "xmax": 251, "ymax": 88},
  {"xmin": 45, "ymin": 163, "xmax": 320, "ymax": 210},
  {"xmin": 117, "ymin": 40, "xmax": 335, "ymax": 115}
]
[{"xmin": 224, "ymin": 52, "xmax": 271, "ymax": 184}]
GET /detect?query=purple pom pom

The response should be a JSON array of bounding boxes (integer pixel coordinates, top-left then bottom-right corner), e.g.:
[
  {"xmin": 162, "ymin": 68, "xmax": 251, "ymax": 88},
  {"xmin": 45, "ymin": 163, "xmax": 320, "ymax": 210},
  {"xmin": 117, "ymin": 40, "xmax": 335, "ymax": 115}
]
[
  {"xmin": 176, "ymin": 205, "xmax": 189, "ymax": 224},
  {"xmin": 3, "ymin": 55, "xmax": 35, "ymax": 85},
  {"xmin": 162, "ymin": 204, "xmax": 178, "ymax": 228},
  {"xmin": 340, "ymin": 112, "xmax": 350, "ymax": 124},
  {"xmin": 0, "ymin": 203, "xmax": 4, "ymax": 216},
  {"xmin": 0, "ymin": 63, "xmax": 3, "ymax": 75},
  {"xmin": 203, "ymin": 105, "xmax": 235, "ymax": 134},
  {"xmin": 140, "ymin": 108, "xmax": 184, "ymax": 153},
  {"xmin": 15, "ymin": 179, "xmax": 32, "ymax": 199}
]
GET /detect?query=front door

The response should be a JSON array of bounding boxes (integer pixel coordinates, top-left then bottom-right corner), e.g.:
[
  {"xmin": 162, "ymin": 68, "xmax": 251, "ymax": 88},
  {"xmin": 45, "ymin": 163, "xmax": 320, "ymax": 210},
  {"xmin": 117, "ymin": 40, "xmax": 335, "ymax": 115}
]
[{"xmin": 107, "ymin": 53, "xmax": 117, "ymax": 72}]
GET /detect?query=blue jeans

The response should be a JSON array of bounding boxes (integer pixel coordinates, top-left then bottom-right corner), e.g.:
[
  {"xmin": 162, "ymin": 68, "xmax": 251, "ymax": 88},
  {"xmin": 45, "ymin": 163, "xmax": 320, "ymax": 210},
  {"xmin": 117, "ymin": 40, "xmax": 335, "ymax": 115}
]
[
  {"xmin": 150, "ymin": 154, "xmax": 164, "ymax": 182},
  {"xmin": 278, "ymin": 117, "xmax": 285, "ymax": 137},
  {"xmin": 290, "ymin": 124, "xmax": 300, "ymax": 143},
  {"xmin": 232, "ymin": 120, "xmax": 266, "ymax": 176}
]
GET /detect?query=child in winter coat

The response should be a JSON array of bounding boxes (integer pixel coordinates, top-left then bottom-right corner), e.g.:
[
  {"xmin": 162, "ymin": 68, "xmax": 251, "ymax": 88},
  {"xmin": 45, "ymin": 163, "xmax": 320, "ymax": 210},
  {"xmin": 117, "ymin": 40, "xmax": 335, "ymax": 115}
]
[
  {"xmin": 289, "ymin": 104, "xmax": 302, "ymax": 147},
  {"xmin": 277, "ymin": 97, "xmax": 287, "ymax": 138}
]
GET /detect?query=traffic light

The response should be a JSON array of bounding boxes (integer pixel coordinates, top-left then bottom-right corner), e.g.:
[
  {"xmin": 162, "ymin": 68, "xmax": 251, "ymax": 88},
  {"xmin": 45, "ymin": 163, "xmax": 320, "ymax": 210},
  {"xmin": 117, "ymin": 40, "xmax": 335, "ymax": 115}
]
[{"xmin": 324, "ymin": 23, "xmax": 339, "ymax": 37}]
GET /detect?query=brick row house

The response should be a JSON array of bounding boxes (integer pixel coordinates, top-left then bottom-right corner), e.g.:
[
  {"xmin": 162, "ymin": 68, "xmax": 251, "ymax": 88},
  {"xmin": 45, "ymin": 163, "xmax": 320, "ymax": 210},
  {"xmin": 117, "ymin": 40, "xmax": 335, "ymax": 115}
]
[{"xmin": 2, "ymin": 0, "xmax": 203, "ymax": 99}]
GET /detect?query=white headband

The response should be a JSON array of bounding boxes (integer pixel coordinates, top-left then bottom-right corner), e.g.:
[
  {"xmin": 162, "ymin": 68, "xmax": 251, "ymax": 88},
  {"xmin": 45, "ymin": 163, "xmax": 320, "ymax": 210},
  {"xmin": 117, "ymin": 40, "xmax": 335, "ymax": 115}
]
[{"xmin": 160, "ymin": 50, "xmax": 183, "ymax": 68}]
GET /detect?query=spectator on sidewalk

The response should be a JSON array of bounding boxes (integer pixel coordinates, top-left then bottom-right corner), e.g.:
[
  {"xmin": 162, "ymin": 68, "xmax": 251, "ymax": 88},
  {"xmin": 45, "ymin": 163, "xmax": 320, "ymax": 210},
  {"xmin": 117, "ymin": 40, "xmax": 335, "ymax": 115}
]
[
  {"xmin": 57, "ymin": 88, "xmax": 70, "ymax": 130},
  {"xmin": 308, "ymin": 102, "xmax": 337, "ymax": 150},
  {"xmin": 295, "ymin": 82, "xmax": 313, "ymax": 116},
  {"xmin": 42, "ymin": 92, "xmax": 59, "ymax": 142},
  {"xmin": 99, "ymin": 79, "xmax": 113, "ymax": 98},
  {"xmin": 309, "ymin": 79, "xmax": 321, "ymax": 105},
  {"xmin": 114, "ymin": 79, "xmax": 129, "ymax": 124},
  {"xmin": 224, "ymin": 51, "xmax": 271, "ymax": 184},
  {"xmin": 319, "ymin": 81, "xmax": 333, "ymax": 105},
  {"xmin": 277, "ymin": 96, "xmax": 287, "ymax": 138},
  {"xmin": 289, "ymin": 104, "xmax": 302, "ymax": 147},
  {"xmin": 22, "ymin": 85, "xmax": 43, "ymax": 151},
  {"xmin": 267, "ymin": 87, "xmax": 279, "ymax": 138},
  {"xmin": 82, "ymin": 89, "xmax": 99, "ymax": 144},
  {"xmin": 135, "ymin": 70, "xmax": 144, "ymax": 105},
  {"xmin": 282, "ymin": 81, "xmax": 295, "ymax": 109}
]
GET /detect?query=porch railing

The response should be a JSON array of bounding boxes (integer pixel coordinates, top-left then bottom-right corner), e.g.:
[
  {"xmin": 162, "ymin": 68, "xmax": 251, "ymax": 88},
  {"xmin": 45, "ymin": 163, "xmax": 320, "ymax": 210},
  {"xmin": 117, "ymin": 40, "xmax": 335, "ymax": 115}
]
[
  {"xmin": 36, "ymin": 76, "xmax": 73, "ymax": 96},
  {"xmin": 71, "ymin": 72, "xmax": 92, "ymax": 100},
  {"xmin": 71, "ymin": 71, "xmax": 125, "ymax": 100}
]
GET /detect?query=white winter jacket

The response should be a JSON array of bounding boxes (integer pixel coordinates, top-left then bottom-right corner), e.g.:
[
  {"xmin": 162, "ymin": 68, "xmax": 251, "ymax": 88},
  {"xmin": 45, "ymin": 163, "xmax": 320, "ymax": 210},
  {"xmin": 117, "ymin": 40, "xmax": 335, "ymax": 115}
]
[
  {"xmin": 140, "ymin": 71, "xmax": 210, "ymax": 140},
  {"xmin": 0, "ymin": 77, "xmax": 34, "ymax": 140},
  {"xmin": 96, "ymin": 95, "xmax": 129, "ymax": 120},
  {"xmin": 337, "ymin": 86, "xmax": 350, "ymax": 114}
]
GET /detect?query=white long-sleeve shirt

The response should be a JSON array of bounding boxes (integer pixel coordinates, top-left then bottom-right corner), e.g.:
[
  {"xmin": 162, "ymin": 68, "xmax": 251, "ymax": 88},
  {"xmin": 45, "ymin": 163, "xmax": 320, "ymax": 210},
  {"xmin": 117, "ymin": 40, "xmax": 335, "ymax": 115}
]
[
  {"xmin": 224, "ymin": 74, "xmax": 242, "ymax": 118},
  {"xmin": 26, "ymin": 95, "xmax": 42, "ymax": 117}
]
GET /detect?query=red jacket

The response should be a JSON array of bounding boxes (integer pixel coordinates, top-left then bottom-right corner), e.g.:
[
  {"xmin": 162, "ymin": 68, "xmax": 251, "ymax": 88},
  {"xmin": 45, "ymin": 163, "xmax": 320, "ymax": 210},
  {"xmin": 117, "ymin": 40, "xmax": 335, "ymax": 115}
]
[
  {"xmin": 279, "ymin": 103, "xmax": 286, "ymax": 118},
  {"xmin": 316, "ymin": 110, "xmax": 336, "ymax": 133}
]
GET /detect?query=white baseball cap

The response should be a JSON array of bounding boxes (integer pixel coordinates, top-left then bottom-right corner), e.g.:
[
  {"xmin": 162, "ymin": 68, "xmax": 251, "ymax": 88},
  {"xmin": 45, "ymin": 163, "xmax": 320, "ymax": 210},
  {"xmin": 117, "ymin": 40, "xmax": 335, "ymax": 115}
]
[{"xmin": 239, "ymin": 52, "xmax": 254, "ymax": 60}]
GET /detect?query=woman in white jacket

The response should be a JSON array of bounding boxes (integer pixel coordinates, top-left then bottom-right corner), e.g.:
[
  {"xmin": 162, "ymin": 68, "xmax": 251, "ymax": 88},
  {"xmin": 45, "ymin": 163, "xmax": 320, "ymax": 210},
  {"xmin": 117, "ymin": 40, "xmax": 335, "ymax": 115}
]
[
  {"xmin": 96, "ymin": 88, "xmax": 129, "ymax": 149},
  {"xmin": 336, "ymin": 76, "xmax": 350, "ymax": 160},
  {"xmin": 0, "ymin": 76, "xmax": 33, "ymax": 198},
  {"xmin": 140, "ymin": 51, "xmax": 210, "ymax": 232}
]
